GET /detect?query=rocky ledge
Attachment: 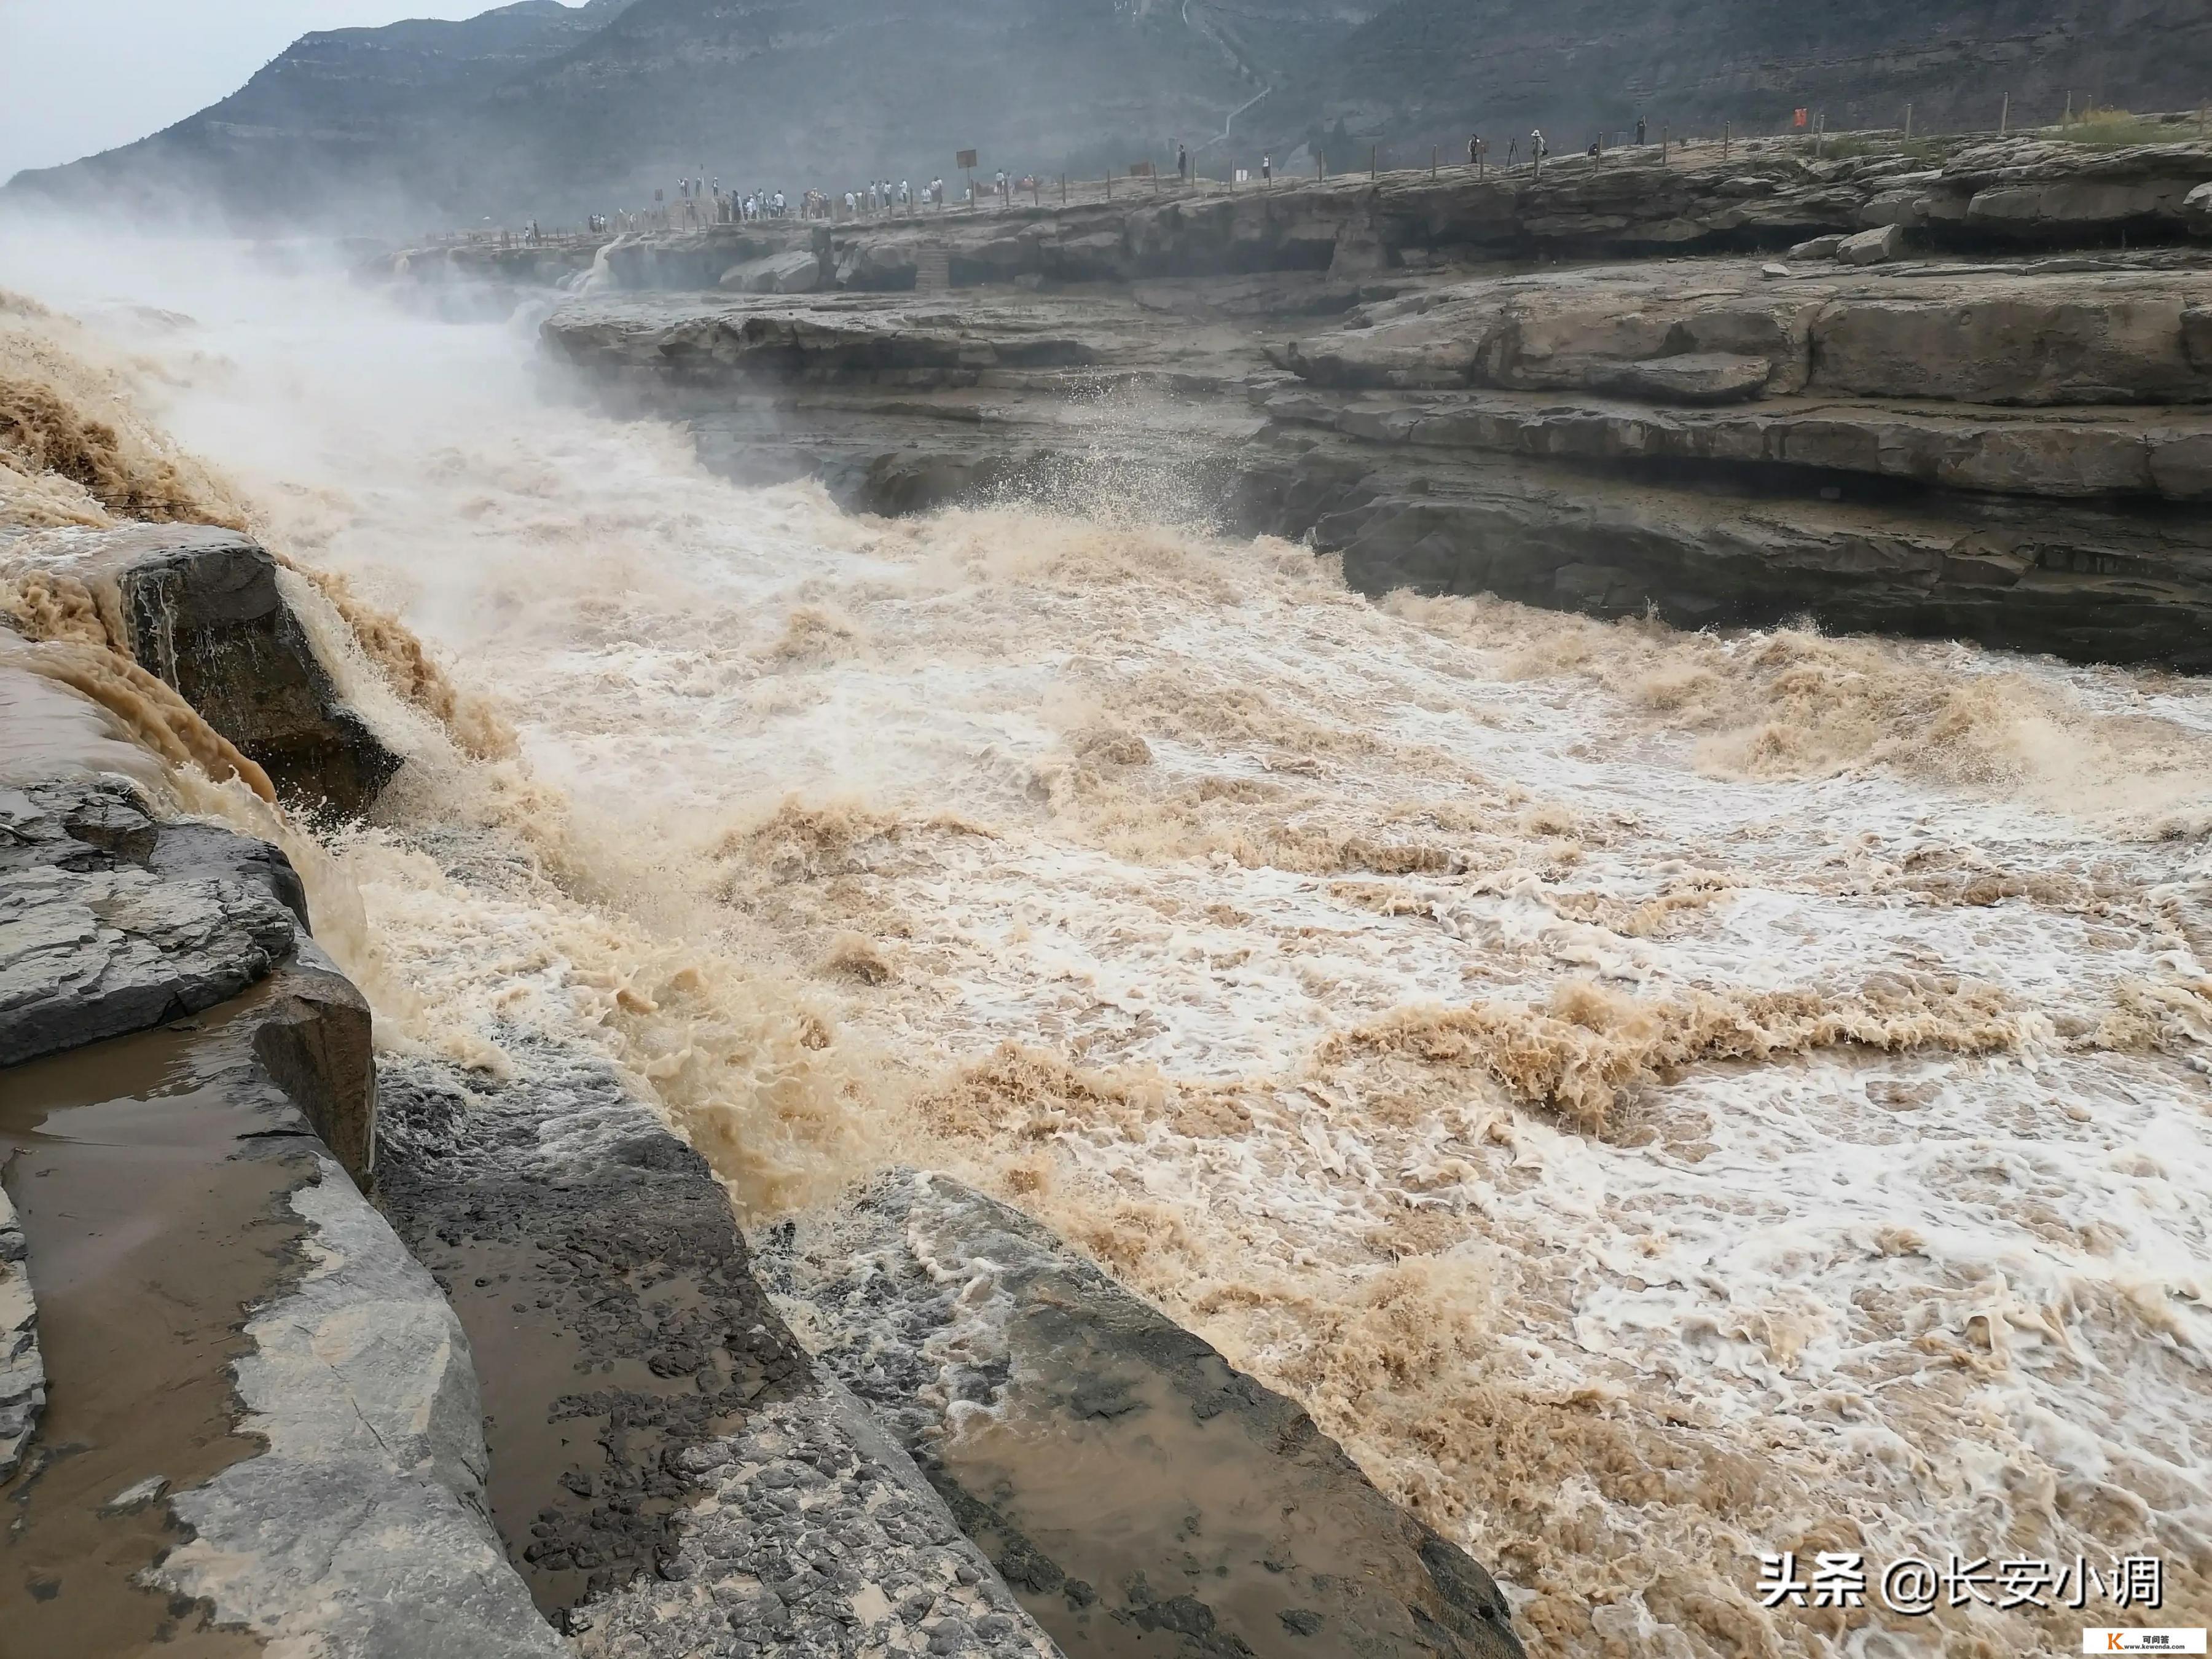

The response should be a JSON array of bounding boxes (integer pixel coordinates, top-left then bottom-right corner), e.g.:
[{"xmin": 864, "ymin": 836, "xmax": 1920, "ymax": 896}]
[
  {"xmin": 539, "ymin": 242, "xmax": 2212, "ymax": 669},
  {"xmin": 4, "ymin": 545, "xmax": 1532, "ymax": 1654},
  {"xmin": 398, "ymin": 131, "xmax": 2212, "ymax": 306},
  {"xmin": 0, "ymin": 649, "xmax": 548, "ymax": 1655},
  {"xmin": 755, "ymin": 1172, "xmax": 1527, "ymax": 1659},
  {"xmin": 490, "ymin": 126, "xmax": 2212, "ymax": 670},
  {"xmin": 1, "ymin": 522, "xmax": 401, "ymax": 816},
  {"xmin": 374, "ymin": 1043, "xmax": 1064, "ymax": 1658}
]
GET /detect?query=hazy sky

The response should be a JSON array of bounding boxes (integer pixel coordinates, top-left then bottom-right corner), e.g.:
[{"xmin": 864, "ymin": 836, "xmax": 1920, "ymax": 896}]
[{"xmin": 0, "ymin": 0, "xmax": 568, "ymax": 181}]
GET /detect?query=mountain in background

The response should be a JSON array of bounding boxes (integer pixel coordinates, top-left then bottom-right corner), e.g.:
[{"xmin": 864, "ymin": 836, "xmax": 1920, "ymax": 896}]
[
  {"xmin": 8, "ymin": 0, "xmax": 637, "ymax": 227},
  {"xmin": 8, "ymin": 0, "xmax": 2210, "ymax": 232},
  {"xmin": 1273, "ymin": 0, "xmax": 2212, "ymax": 162}
]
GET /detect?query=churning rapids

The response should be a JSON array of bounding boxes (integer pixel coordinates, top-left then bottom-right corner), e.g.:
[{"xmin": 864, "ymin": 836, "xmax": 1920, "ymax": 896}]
[{"xmin": 5, "ymin": 233, "xmax": 2211, "ymax": 1657}]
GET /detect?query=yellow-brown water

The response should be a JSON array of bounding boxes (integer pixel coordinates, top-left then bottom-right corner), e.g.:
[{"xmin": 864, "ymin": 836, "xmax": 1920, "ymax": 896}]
[{"xmin": 4, "ymin": 232, "xmax": 2210, "ymax": 1655}]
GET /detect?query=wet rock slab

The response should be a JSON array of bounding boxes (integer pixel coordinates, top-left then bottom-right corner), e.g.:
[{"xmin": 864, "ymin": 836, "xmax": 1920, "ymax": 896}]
[
  {"xmin": 0, "ymin": 683, "xmax": 552, "ymax": 1656},
  {"xmin": 0, "ymin": 778, "xmax": 300, "ymax": 1070},
  {"xmin": 755, "ymin": 1170, "xmax": 1528, "ymax": 1659},
  {"xmin": 0, "ymin": 1190, "xmax": 41, "ymax": 1484},
  {"xmin": 375, "ymin": 1051, "xmax": 1063, "ymax": 1658},
  {"xmin": 0, "ymin": 523, "xmax": 400, "ymax": 815},
  {"xmin": 0, "ymin": 964, "xmax": 558, "ymax": 1659}
]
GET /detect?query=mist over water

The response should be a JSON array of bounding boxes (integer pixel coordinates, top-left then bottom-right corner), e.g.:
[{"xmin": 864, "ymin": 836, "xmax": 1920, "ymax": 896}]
[{"xmin": 6, "ymin": 224, "xmax": 2212, "ymax": 1654}]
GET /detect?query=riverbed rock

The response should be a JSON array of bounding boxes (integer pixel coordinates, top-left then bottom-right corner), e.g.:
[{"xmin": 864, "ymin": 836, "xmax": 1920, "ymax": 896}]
[
  {"xmin": 0, "ymin": 776, "xmax": 300, "ymax": 1072},
  {"xmin": 1836, "ymin": 224, "xmax": 1904, "ymax": 265},
  {"xmin": 1231, "ymin": 420, "xmax": 2212, "ymax": 670},
  {"xmin": 1260, "ymin": 383, "xmax": 2212, "ymax": 500},
  {"xmin": 376, "ymin": 1040, "xmax": 1064, "ymax": 1656},
  {"xmin": 720, "ymin": 248, "xmax": 823, "ymax": 294},
  {"xmin": 0, "ymin": 1189, "xmax": 42, "ymax": 1484},
  {"xmin": 77, "ymin": 970, "xmax": 562, "ymax": 1659},
  {"xmin": 543, "ymin": 261, "xmax": 2212, "ymax": 670},
  {"xmin": 755, "ymin": 1170, "xmax": 1528, "ymax": 1659},
  {"xmin": 0, "ymin": 680, "xmax": 547, "ymax": 1653},
  {"xmin": 1, "ymin": 959, "xmax": 541, "ymax": 1654},
  {"xmin": 1276, "ymin": 259, "xmax": 2212, "ymax": 407},
  {"xmin": 0, "ymin": 523, "xmax": 401, "ymax": 814}
]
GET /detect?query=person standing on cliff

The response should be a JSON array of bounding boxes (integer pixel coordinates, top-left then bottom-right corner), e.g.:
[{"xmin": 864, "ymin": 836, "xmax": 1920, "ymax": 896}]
[
  {"xmin": 1531, "ymin": 128, "xmax": 1546, "ymax": 178},
  {"xmin": 1636, "ymin": 115, "xmax": 1647, "ymax": 146},
  {"xmin": 1177, "ymin": 143, "xmax": 1190, "ymax": 184},
  {"xmin": 1262, "ymin": 153, "xmax": 1272, "ymax": 183}
]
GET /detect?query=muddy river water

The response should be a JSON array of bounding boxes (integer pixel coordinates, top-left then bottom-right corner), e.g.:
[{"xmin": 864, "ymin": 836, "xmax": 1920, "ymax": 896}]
[{"xmin": 4, "ymin": 236, "xmax": 2210, "ymax": 1656}]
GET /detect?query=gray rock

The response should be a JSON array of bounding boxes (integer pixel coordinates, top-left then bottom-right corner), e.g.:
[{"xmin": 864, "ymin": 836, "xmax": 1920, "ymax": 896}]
[
  {"xmin": 1856, "ymin": 190, "xmax": 1929, "ymax": 229},
  {"xmin": 1836, "ymin": 224, "xmax": 1905, "ymax": 265},
  {"xmin": 720, "ymin": 249, "xmax": 823, "ymax": 294},
  {"xmin": 1230, "ymin": 414, "xmax": 2212, "ymax": 669},
  {"xmin": 1787, "ymin": 235, "xmax": 1843, "ymax": 260},
  {"xmin": 377, "ymin": 1041, "xmax": 1065, "ymax": 1657},
  {"xmin": 2150, "ymin": 429, "xmax": 2212, "ymax": 497},
  {"xmin": 153, "ymin": 1163, "xmax": 567, "ymax": 1659},
  {"xmin": 0, "ymin": 524, "xmax": 401, "ymax": 814},
  {"xmin": 0, "ymin": 665, "xmax": 377, "ymax": 1174},
  {"xmin": 576, "ymin": 1384, "xmax": 1062, "ymax": 1659},
  {"xmin": 0, "ymin": 900, "xmax": 547, "ymax": 1656},
  {"xmin": 2187, "ymin": 180, "xmax": 2212, "ymax": 237},
  {"xmin": 0, "ymin": 777, "xmax": 299, "ymax": 1070},
  {"xmin": 99, "ymin": 1476, "xmax": 168, "ymax": 1515},
  {"xmin": 1808, "ymin": 273, "xmax": 2212, "ymax": 404},
  {"xmin": 1277, "ymin": 382, "xmax": 2208, "ymax": 501},
  {"xmin": 0, "ymin": 1187, "xmax": 43, "ymax": 1483},
  {"xmin": 755, "ymin": 1171, "xmax": 1526, "ymax": 1659},
  {"xmin": 1611, "ymin": 351, "xmax": 1774, "ymax": 402}
]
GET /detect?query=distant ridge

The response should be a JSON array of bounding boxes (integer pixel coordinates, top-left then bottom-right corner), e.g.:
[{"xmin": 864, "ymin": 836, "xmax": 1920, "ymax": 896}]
[{"xmin": 9, "ymin": 0, "xmax": 2211, "ymax": 231}]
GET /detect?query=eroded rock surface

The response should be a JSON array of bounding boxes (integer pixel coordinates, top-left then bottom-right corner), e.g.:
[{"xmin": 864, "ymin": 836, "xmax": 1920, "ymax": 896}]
[
  {"xmin": 0, "ymin": 664, "xmax": 543, "ymax": 1655},
  {"xmin": 0, "ymin": 953, "xmax": 545, "ymax": 1657},
  {"xmin": 542, "ymin": 253, "xmax": 2212, "ymax": 669},
  {"xmin": 375, "ymin": 1047, "xmax": 1065, "ymax": 1657},
  {"xmin": 0, "ymin": 1190, "xmax": 42, "ymax": 1485},
  {"xmin": 0, "ymin": 779, "xmax": 300, "ymax": 1072},
  {"xmin": 756, "ymin": 1171, "xmax": 1527, "ymax": 1659},
  {"xmin": 1, "ymin": 523, "xmax": 401, "ymax": 814}
]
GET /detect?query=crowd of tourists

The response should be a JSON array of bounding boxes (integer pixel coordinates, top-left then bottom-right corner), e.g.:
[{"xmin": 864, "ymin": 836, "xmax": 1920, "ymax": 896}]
[{"xmin": 525, "ymin": 120, "xmax": 1687, "ymax": 245}]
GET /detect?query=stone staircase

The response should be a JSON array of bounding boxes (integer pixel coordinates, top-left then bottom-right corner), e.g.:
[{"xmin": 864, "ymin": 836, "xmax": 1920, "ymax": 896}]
[{"xmin": 913, "ymin": 243, "xmax": 951, "ymax": 292}]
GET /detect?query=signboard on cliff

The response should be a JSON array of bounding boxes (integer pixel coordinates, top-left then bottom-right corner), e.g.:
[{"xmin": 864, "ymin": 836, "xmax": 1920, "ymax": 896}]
[{"xmin": 956, "ymin": 149, "xmax": 978, "ymax": 170}]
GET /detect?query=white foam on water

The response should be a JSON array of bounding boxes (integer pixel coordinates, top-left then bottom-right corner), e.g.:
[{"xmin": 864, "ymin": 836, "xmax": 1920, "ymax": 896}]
[{"xmin": 5, "ymin": 229, "xmax": 2210, "ymax": 1654}]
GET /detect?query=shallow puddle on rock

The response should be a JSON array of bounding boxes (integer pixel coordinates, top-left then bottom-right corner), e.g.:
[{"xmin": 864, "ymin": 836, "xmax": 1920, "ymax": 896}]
[
  {"xmin": 375, "ymin": 1088, "xmax": 796, "ymax": 1628},
  {"xmin": 415, "ymin": 1234, "xmax": 747, "ymax": 1617},
  {"xmin": 939, "ymin": 1363, "xmax": 1486, "ymax": 1657},
  {"xmin": 0, "ymin": 993, "xmax": 308, "ymax": 1658}
]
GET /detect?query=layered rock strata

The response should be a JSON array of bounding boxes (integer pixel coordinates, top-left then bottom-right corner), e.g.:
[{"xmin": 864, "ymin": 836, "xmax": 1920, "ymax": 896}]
[
  {"xmin": 0, "ymin": 660, "xmax": 552, "ymax": 1655},
  {"xmin": 539, "ymin": 243, "xmax": 2212, "ymax": 668},
  {"xmin": 1, "ymin": 524, "xmax": 401, "ymax": 815},
  {"xmin": 404, "ymin": 135, "xmax": 2212, "ymax": 305}
]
